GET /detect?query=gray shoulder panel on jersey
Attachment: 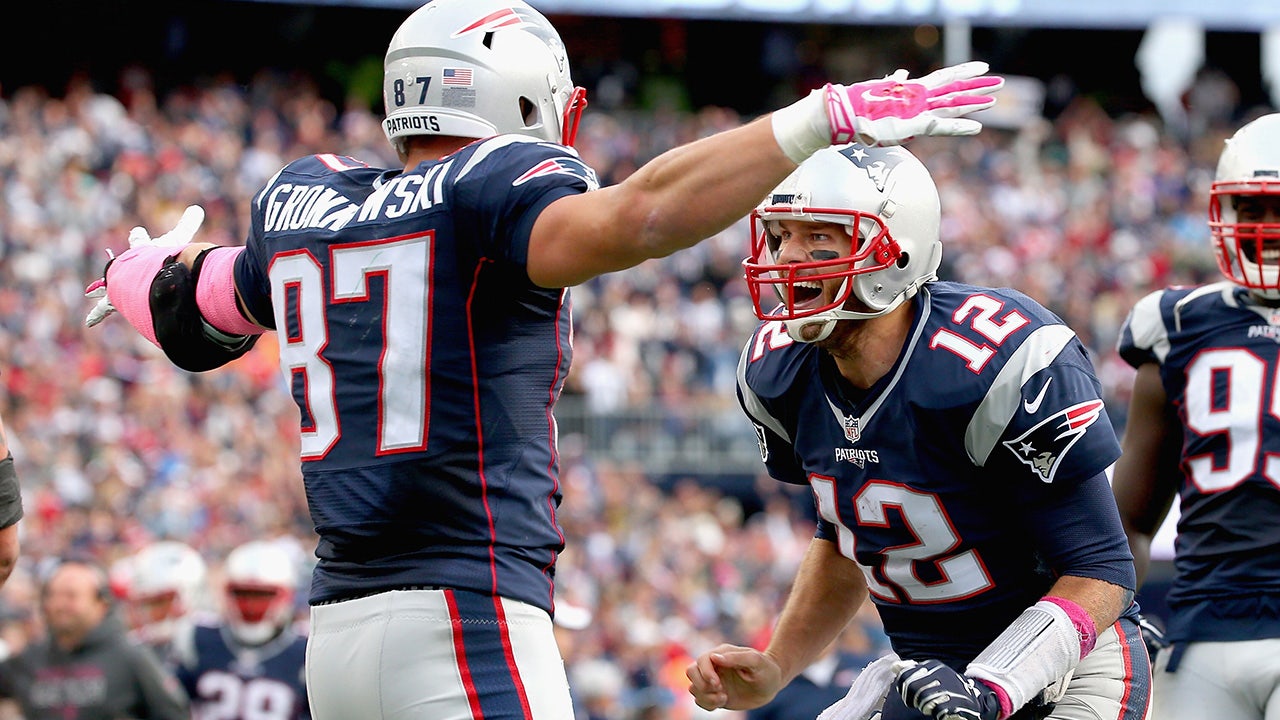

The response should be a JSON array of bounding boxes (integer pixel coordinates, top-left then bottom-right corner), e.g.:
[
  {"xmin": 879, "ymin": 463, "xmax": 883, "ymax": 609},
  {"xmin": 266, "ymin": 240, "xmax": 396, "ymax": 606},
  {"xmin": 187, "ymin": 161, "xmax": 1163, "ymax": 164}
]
[
  {"xmin": 1125, "ymin": 289, "xmax": 1171, "ymax": 362},
  {"xmin": 1173, "ymin": 282, "xmax": 1235, "ymax": 335},
  {"xmin": 965, "ymin": 323, "xmax": 1077, "ymax": 466},
  {"xmin": 736, "ymin": 334, "xmax": 792, "ymax": 445},
  {"xmin": 456, "ymin": 135, "xmax": 580, "ymax": 181}
]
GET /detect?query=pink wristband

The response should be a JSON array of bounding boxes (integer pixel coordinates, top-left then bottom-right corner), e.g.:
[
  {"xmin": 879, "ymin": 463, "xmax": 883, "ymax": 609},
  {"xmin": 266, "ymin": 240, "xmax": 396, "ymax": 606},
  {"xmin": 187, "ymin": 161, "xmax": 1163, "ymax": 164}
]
[
  {"xmin": 1042, "ymin": 595, "xmax": 1097, "ymax": 659},
  {"xmin": 104, "ymin": 245, "xmax": 175, "ymax": 346},
  {"xmin": 976, "ymin": 679, "xmax": 1013, "ymax": 720},
  {"xmin": 195, "ymin": 247, "xmax": 262, "ymax": 336}
]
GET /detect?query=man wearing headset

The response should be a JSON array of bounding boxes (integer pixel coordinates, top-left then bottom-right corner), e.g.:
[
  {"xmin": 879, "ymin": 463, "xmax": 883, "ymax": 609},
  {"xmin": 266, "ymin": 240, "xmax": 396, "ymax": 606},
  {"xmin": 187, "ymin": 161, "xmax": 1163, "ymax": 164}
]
[{"xmin": 0, "ymin": 558, "xmax": 189, "ymax": 720}]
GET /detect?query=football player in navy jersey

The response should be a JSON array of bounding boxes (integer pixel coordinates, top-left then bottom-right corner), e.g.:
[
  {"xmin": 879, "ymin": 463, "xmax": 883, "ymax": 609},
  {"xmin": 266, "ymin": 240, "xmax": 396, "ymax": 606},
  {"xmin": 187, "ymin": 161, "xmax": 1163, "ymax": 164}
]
[
  {"xmin": 686, "ymin": 145, "xmax": 1151, "ymax": 720},
  {"xmin": 81, "ymin": 1, "xmax": 1003, "ymax": 717},
  {"xmin": 172, "ymin": 541, "xmax": 309, "ymax": 720},
  {"xmin": 1112, "ymin": 113, "xmax": 1280, "ymax": 720}
]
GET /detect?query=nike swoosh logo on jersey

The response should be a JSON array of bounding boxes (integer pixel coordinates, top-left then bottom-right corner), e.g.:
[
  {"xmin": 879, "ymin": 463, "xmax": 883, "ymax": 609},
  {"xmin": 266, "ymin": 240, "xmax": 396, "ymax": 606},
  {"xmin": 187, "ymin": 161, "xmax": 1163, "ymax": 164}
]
[{"xmin": 1024, "ymin": 377, "xmax": 1053, "ymax": 414}]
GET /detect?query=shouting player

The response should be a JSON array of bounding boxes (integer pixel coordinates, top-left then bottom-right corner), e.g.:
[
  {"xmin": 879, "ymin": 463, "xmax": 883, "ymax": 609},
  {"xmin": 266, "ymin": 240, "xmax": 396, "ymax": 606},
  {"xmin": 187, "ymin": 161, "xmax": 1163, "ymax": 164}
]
[{"xmin": 688, "ymin": 144, "xmax": 1151, "ymax": 720}]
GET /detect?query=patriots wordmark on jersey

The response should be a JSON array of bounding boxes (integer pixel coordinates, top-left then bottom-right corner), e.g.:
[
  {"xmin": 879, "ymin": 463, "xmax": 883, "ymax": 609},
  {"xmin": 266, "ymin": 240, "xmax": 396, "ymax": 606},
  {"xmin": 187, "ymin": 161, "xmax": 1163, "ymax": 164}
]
[{"xmin": 739, "ymin": 281, "xmax": 1129, "ymax": 661}]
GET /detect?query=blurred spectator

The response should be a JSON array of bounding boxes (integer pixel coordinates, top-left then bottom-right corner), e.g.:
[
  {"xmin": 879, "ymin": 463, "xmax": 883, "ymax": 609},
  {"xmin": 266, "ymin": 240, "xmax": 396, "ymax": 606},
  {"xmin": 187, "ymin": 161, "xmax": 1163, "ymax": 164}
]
[{"xmin": 0, "ymin": 557, "xmax": 188, "ymax": 719}]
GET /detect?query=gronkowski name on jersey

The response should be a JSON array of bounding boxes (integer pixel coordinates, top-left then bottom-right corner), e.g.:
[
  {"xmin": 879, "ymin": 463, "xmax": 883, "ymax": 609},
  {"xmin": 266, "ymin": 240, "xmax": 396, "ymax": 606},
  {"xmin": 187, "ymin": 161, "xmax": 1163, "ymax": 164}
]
[
  {"xmin": 230, "ymin": 136, "xmax": 599, "ymax": 610},
  {"xmin": 740, "ymin": 281, "xmax": 1125, "ymax": 661}
]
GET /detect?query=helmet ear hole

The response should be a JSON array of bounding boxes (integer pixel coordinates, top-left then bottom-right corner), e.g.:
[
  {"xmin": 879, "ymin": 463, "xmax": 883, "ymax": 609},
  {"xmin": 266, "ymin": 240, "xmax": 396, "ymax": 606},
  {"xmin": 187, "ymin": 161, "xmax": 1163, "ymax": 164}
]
[
  {"xmin": 896, "ymin": 252, "xmax": 911, "ymax": 269},
  {"xmin": 520, "ymin": 97, "xmax": 538, "ymax": 126}
]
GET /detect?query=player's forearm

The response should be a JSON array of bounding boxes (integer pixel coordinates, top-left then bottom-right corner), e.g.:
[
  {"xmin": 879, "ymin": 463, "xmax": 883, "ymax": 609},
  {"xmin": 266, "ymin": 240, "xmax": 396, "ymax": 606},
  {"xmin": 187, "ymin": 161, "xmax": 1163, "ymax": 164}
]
[
  {"xmin": 1045, "ymin": 574, "xmax": 1130, "ymax": 633},
  {"xmin": 619, "ymin": 116, "xmax": 796, "ymax": 253},
  {"xmin": 764, "ymin": 537, "xmax": 867, "ymax": 684},
  {"xmin": 530, "ymin": 117, "xmax": 799, "ymax": 287}
]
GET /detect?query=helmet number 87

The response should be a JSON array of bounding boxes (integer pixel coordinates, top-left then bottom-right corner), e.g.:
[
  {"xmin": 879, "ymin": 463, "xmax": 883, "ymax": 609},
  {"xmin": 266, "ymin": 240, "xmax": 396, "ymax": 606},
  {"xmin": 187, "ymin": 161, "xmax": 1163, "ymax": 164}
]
[{"xmin": 393, "ymin": 77, "xmax": 432, "ymax": 106}]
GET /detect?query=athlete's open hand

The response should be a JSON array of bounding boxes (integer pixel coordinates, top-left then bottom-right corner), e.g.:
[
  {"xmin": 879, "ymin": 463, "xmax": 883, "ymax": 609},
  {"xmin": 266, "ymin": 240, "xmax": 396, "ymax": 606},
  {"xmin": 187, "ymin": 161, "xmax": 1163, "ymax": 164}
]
[{"xmin": 84, "ymin": 205, "xmax": 206, "ymax": 329}]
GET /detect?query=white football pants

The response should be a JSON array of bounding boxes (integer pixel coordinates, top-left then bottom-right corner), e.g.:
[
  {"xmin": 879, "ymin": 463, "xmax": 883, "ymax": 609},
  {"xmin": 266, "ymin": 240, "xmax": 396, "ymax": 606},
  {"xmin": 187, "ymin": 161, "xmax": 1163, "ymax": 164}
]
[{"xmin": 306, "ymin": 588, "xmax": 574, "ymax": 720}]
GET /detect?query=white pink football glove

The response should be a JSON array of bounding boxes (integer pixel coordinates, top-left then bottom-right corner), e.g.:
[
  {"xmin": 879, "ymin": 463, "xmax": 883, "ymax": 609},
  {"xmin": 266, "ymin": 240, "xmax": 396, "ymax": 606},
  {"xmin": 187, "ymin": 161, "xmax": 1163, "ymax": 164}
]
[
  {"xmin": 772, "ymin": 61, "xmax": 1004, "ymax": 163},
  {"xmin": 84, "ymin": 205, "xmax": 206, "ymax": 339}
]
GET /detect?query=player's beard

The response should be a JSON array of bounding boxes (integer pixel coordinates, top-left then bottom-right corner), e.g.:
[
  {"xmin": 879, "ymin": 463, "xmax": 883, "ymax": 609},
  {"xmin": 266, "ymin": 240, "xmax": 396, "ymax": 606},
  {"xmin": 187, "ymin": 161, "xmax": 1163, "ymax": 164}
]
[{"xmin": 811, "ymin": 290, "xmax": 868, "ymax": 351}]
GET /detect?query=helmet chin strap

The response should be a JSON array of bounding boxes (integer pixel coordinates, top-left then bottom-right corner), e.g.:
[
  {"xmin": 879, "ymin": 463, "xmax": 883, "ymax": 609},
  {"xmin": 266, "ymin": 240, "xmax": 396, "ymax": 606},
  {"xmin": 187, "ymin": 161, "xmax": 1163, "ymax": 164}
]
[
  {"xmin": 783, "ymin": 297, "xmax": 905, "ymax": 342},
  {"xmin": 781, "ymin": 280, "xmax": 926, "ymax": 343}
]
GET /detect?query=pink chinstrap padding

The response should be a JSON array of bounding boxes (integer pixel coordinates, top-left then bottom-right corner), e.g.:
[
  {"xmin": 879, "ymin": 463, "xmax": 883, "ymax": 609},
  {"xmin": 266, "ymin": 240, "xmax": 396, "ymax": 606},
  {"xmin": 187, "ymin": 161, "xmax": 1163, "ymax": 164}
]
[
  {"xmin": 102, "ymin": 245, "xmax": 177, "ymax": 346},
  {"xmin": 196, "ymin": 247, "xmax": 262, "ymax": 336},
  {"xmin": 1042, "ymin": 595, "xmax": 1098, "ymax": 659}
]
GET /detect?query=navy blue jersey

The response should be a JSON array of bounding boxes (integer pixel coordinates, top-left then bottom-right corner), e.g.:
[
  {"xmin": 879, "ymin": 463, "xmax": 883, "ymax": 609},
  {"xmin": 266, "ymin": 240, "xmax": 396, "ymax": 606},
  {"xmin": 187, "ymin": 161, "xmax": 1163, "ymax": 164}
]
[
  {"xmin": 1117, "ymin": 282, "xmax": 1280, "ymax": 643},
  {"xmin": 740, "ymin": 282, "xmax": 1132, "ymax": 664},
  {"xmin": 231, "ymin": 137, "xmax": 598, "ymax": 610},
  {"xmin": 175, "ymin": 623, "xmax": 309, "ymax": 720}
]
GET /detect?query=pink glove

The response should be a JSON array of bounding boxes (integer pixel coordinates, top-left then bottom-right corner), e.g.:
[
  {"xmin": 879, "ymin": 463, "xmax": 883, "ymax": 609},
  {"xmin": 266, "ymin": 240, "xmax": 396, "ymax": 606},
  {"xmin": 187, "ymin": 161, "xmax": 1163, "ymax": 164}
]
[
  {"xmin": 84, "ymin": 205, "xmax": 206, "ymax": 345},
  {"xmin": 772, "ymin": 61, "xmax": 1004, "ymax": 162}
]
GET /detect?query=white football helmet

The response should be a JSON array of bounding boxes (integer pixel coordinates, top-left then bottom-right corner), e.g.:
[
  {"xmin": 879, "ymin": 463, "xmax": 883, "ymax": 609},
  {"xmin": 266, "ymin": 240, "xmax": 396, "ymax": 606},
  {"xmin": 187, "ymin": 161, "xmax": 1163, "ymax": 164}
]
[
  {"xmin": 744, "ymin": 144, "xmax": 942, "ymax": 342},
  {"xmin": 127, "ymin": 541, "xmax": 208, "ymax": 645},
  {"xmin": 1210, "ymin": 113, "xmax": 1280, "ymax": 299},
  {"xmin": 381, "ymin": 0, "xmax": 588, "ymax": 155},
  {"xmin": 223, "ymin": 541, "xmax": 297, "ymax": 646}
]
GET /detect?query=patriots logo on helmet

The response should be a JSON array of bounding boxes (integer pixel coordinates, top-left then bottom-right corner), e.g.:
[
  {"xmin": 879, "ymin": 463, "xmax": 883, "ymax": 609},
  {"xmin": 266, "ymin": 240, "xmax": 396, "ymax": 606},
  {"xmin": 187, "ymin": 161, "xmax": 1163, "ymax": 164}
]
[
  {"xmin": 1002, "ymin": 399, "xmax": 1105, "ymax": 483},
  {"xmin": 839, "ymin": 145, "xmax": 910, "ymax": 192},
  {"xmin": 452, "ymin": 8, "xmax": 526, "ymax": 37}
]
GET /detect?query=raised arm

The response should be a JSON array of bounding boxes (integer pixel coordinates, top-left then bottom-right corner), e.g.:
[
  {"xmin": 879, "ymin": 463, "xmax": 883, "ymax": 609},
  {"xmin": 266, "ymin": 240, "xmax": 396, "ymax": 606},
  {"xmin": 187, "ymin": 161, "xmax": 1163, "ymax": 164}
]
[{"xmin": 527, "ymin": 62, "xmax": 1003, "ymax": 287}]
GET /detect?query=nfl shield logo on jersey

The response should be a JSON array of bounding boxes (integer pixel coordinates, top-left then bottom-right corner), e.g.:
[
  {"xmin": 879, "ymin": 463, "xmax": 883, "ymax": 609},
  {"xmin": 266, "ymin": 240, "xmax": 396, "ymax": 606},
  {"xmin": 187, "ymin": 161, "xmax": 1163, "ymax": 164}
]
[
  {"xmin": 1001, "ymin": 399, "xmax": 1105, "ymax": 483},
  {"xmin": 843, "ymin": 415, "xmax": 861, "ymax": 443}
]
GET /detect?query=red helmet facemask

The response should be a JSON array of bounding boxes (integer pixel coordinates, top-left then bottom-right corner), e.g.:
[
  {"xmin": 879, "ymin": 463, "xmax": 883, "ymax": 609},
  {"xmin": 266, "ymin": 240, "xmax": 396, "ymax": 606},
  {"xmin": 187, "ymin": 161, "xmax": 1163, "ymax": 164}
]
[
  {"xmin": 744, "ymin": 205, "xmax": 902, "ymax": 322},
  {"xmin": 1210, "ymin": 179, "xmax": 1280, "ymax": 294},
  {"xmin": 560, "ymin": 87, "xmax": 588, "ymax": 148}
]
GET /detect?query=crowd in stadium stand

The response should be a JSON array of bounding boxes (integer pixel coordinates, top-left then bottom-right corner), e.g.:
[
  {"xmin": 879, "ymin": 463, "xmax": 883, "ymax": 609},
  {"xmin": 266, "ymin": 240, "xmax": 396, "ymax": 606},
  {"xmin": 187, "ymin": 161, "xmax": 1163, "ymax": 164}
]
[{"xmin": 0, "ymin": 63, "xmax": 1260, "ymax": 718}]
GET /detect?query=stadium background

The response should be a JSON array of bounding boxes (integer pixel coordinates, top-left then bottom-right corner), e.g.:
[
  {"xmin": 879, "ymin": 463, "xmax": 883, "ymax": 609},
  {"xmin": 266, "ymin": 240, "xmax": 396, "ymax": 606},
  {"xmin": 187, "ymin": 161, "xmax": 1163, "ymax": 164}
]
[{"xmin": 0, "ymin": 0, "xmax": 1270, "ymax": 716}]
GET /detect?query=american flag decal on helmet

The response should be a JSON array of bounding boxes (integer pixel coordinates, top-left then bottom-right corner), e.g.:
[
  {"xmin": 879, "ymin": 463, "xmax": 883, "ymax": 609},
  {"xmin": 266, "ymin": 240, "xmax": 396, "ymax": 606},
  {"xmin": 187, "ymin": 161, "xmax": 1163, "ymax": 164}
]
[{"xmin": 1002, "ymin": 399, "xmax": 1105, "ymax": 483}]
